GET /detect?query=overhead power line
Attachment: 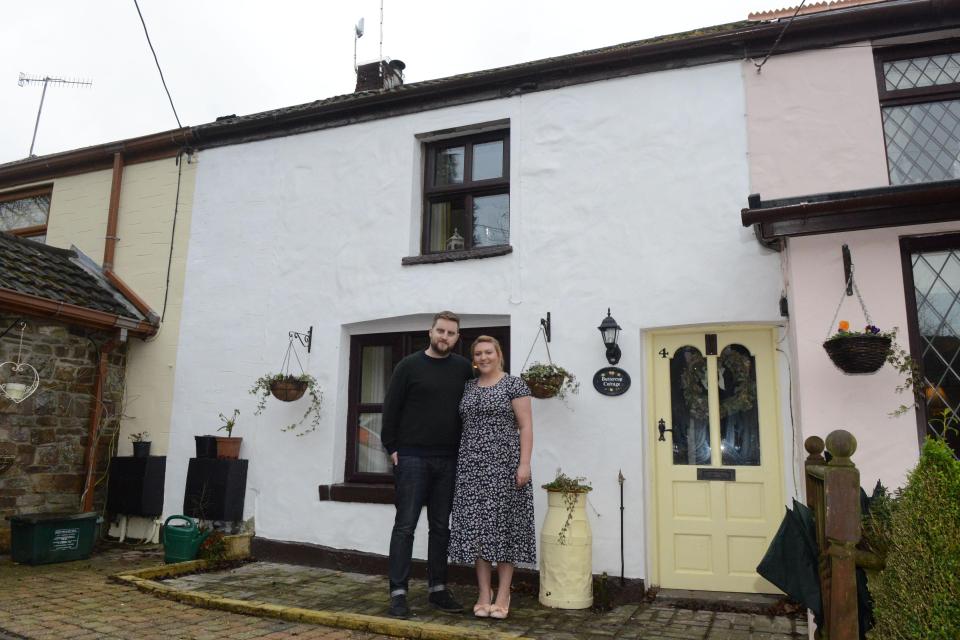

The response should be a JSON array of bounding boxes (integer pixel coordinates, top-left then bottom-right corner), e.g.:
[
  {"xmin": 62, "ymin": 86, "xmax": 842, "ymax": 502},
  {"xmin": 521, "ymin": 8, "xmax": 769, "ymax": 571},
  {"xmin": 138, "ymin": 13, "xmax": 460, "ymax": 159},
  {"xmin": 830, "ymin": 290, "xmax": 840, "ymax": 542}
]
[{"xmin": 132, "ymin": 0, "xmax": 182, "ymax": 128}]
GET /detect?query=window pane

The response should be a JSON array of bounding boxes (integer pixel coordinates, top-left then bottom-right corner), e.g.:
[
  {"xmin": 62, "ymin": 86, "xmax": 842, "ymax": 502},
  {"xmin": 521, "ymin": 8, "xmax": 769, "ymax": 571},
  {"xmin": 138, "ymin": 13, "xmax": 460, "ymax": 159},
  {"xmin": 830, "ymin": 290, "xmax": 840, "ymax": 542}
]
[
  {"xmin": 434, "ymin": 146, "xmax": 464, "ymax": 185},
  {"xmin": 883, "ymin": 53, "xmax": 960, "ymax": 91},
  {"xmin": 670, "ymin": 346, "xmax": 711, "ymax": 465},
  {"xmin": 912, "ymin": 248, "xmax": 960, "ymax": 456},
  {"xmin": 883, "ymin": 100, "xmax": 960, "ymax": 184},
  {"xmin": 428, "ymin": 197, "xmax": 467, "ymax": 252},
  {"xmin": 360, "ymin": 346, "xmax": 391, "ymax": 404},
  {"xmin": 357, "ymin": 413, "xmax": 391, "ymax": 474},
  {"xmin": 472, "ymin": 140, "xmax": 503, "ymax": 180},
  {"xmin": 472, "ymin": 193, "xmax": 509, "ymax": 247},
  {"xmin": 0, "ymin": 194, "xmax": 50, "ymax": 231},
  {"xmin": 719, "ymin": 345, "xmax": 760, "ymax": 466}
]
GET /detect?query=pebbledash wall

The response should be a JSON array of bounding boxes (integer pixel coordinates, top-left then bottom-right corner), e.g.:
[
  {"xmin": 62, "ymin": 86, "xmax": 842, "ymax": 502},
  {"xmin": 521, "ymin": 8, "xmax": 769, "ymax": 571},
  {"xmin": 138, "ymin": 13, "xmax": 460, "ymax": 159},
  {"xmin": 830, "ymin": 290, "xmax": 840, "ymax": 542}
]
[
  {"xmin": 743, "ymin": 43, "xmax": 960, "ymax": 491},
  {"xmin": 167, "ymin": 60, "xmax": 785, "ymax": 580},
  {"xmin": 0, "ymin": 312, "xmax": 127, "ymax": 552}
]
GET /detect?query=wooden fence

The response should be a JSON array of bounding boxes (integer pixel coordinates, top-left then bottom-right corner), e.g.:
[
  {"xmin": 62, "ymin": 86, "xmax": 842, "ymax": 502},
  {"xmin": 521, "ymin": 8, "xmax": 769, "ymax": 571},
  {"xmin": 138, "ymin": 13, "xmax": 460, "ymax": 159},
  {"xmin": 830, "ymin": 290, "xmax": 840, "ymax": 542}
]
[{"xmin": 804, "ymin": 430, "xmax": 883, "ymax": 640}]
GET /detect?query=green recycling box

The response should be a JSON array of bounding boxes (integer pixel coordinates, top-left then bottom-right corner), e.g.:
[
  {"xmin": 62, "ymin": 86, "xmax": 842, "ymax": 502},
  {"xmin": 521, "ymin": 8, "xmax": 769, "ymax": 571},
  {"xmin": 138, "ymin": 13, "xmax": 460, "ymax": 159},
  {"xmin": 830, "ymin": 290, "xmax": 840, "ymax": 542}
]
[{"xmin": 9, "ymin": 512, "xmax": 100, "ymax": 565}]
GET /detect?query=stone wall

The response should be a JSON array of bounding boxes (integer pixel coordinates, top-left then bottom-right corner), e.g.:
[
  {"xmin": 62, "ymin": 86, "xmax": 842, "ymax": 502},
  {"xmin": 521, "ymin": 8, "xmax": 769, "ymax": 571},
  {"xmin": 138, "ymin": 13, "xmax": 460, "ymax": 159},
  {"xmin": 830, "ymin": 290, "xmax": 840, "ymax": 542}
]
[{"xmin": 0, "ymin": 312, "xmax": 128, "ymax": 553}]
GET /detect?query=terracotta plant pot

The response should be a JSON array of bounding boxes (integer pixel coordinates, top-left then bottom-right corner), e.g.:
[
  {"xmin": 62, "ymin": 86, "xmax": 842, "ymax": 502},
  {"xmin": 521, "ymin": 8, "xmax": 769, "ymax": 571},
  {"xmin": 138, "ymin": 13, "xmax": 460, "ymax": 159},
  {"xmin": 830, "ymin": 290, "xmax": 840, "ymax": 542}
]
[
  {"xmin": 215, "ymin": 436, "xmax": 242, "ymax": 460},
  {"xmin": 269, "ymin": 376, "xmax": 309, "ymax": 402}
]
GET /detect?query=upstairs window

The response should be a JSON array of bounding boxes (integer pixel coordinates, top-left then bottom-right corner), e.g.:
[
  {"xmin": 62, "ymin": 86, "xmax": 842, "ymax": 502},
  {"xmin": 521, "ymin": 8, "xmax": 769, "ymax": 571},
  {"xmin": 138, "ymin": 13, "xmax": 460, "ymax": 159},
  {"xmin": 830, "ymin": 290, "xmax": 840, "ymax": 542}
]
[
  {"xmin": 0, "ymin": 186, "xmax": 51, "ymax": 243},
  {"xmin": 876, "ymin": 44, "xmax": 960, "ymax": 185},
  {"xmin": 422, "ymin": 130, "xmax": 509, "ymax": 254}
]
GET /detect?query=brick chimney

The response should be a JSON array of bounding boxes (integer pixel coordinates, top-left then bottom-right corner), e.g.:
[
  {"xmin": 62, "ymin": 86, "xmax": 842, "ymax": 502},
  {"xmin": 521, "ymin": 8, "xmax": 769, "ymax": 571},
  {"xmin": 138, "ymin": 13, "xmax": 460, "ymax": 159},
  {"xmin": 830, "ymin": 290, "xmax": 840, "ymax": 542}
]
[{"xmin": 355, "ymin": 59, "xmax": 405, "ymax": 92}]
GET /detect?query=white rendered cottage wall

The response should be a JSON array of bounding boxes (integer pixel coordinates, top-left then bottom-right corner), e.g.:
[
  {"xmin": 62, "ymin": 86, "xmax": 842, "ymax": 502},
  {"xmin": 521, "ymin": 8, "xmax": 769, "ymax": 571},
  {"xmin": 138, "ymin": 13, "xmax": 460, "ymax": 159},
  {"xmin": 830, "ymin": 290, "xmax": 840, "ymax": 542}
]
[{"xmin": 170, "ymin": 60, "xmax": 782, "ymax": 579}]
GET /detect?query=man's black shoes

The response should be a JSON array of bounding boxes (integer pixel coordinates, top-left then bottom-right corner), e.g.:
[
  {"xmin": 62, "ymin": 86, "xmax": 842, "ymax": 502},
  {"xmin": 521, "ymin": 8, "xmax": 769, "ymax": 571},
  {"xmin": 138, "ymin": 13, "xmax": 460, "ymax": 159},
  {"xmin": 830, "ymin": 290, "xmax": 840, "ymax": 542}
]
[
  {"xmin": 388, "ymin": 594, "xmax": 411, "ymax": 618},
  {"xmin": 429, "ymin": 589, "xmax": 464, "ymax": 613}
]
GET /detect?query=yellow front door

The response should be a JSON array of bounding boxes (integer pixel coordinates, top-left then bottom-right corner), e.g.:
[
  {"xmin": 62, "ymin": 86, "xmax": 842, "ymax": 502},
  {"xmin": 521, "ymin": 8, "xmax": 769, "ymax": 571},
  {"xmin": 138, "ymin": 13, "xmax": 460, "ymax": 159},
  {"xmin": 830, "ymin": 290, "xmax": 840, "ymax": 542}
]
[{"xmin": 651, "ymin": 327, "xmax": 783, "ymax": 592}]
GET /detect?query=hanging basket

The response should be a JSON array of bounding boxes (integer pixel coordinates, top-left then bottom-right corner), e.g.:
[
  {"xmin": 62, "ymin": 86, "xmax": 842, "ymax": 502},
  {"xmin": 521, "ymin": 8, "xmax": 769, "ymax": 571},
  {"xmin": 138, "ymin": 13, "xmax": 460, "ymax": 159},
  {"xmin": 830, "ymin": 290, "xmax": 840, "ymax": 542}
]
[
  {"xmin": 269, "ymin": 376, "xmax": 308, "ymax": 402},
  {"xmin": 523, "ymin": 373, "xmax": 566, "ymax": 399},
  {"xmin": 822, "ymin": 335, "xmax": 891, "ymax": 374}
]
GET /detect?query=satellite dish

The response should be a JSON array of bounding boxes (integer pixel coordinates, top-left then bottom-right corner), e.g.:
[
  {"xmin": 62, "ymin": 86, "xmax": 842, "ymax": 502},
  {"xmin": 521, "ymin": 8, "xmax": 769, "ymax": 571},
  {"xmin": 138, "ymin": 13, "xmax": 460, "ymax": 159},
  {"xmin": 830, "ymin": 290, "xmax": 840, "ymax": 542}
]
[{"xmin": 355, "ymin": 18, "xmax": 365, "ymax": 38}]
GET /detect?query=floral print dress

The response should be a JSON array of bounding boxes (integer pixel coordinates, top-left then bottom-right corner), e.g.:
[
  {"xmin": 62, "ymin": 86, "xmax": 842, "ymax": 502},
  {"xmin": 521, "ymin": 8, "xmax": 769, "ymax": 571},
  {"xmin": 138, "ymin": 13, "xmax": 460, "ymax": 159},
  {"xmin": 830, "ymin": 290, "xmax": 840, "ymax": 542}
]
[{"xmin": 449, "ymin": 375, "xmax": 536, "ymax": 565}]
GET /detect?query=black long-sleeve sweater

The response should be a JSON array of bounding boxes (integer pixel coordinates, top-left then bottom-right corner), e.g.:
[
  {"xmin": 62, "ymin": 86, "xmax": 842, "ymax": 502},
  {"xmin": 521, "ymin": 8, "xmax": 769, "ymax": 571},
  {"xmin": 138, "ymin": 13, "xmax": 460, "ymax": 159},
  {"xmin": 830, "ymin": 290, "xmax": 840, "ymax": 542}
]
[{"xmin": 380, "ymin": 350, "xmax": 474, "ymax": 456}]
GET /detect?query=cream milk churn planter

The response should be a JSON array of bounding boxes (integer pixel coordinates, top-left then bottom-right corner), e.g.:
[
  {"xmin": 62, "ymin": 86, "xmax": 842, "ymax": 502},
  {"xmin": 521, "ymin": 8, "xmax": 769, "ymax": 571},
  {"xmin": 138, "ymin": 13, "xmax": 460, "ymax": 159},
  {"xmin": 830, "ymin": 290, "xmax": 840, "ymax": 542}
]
[{"xmin": 539, "ymin": 472, "xmax": 593, "ymax": 609}]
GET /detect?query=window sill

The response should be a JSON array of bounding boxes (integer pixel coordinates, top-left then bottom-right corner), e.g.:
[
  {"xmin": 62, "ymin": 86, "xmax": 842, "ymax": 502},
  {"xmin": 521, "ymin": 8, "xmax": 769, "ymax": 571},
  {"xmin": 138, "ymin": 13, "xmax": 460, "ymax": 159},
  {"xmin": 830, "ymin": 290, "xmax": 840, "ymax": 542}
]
[
  {"xmin": 318, "ymin": 483, "xmax": 394, "ymax": 504},
  {"xmin": 401, "ymin": 245, "xmax": 513, "ymax": 266}
]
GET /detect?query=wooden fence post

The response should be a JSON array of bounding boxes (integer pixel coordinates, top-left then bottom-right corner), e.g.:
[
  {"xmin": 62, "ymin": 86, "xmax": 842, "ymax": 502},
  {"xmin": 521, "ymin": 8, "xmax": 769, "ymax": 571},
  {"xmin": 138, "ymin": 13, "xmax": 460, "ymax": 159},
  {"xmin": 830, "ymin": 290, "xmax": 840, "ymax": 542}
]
[{"xmin": 822, "ymin": 430, "xmax": 860, "ymax": 640}]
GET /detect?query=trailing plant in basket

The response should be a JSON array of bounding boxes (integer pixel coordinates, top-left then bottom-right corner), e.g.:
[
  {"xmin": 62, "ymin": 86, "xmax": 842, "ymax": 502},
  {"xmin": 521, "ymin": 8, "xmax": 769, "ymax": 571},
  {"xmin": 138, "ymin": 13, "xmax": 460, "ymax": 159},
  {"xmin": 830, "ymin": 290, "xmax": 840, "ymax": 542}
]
[
  {"xmin": 543, "ymin": 470, "xmax": 592, "ymax": 545},
  {"xmin": 521, "ymin": 362, "xmax": 579, "ymax": 400},
  {"xmin": 250, "ymin": 373, "xmax": 323, "ymax": 435},
  {"xmin": 824, "ymin": 322, "xmax": 923, "ymax": 413}
]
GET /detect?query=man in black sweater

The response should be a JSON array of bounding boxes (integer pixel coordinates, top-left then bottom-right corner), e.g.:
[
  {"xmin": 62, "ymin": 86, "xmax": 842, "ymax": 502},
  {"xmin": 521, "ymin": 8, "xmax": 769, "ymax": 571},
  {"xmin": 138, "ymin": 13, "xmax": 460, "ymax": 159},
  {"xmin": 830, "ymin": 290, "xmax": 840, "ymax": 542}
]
[{"xmin": 381, "ymin": 311, "xmax": 474, "ymax": 619}]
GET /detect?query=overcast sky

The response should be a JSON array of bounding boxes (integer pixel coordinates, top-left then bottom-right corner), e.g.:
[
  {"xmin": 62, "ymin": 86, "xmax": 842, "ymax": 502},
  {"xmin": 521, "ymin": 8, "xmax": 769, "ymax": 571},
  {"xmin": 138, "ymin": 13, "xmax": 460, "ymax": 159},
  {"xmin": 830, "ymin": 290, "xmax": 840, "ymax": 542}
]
[{"xmin": 1, "ymin": 1, "xmax": 789, "ymax": 164}]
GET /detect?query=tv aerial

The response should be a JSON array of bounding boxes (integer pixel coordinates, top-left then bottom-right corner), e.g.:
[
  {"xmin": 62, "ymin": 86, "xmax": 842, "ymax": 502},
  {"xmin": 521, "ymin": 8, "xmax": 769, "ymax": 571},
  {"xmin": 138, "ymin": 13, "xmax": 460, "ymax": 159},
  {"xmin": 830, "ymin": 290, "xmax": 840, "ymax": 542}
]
[{"xmin": 18, "ymin": 72, "xmax": 92, "ymax": 157}]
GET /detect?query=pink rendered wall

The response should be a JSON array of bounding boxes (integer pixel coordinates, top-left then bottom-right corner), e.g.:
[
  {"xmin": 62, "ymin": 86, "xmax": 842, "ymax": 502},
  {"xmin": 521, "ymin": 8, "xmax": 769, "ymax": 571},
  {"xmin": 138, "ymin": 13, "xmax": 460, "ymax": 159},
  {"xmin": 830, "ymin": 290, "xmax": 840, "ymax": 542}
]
[
  {"xmin": 744, "ymin": 44, "xmax": 889, "ymax": 200},
  {"xmin": 744, "ymin": 47, "xmax": 960, "ymax": 489}
]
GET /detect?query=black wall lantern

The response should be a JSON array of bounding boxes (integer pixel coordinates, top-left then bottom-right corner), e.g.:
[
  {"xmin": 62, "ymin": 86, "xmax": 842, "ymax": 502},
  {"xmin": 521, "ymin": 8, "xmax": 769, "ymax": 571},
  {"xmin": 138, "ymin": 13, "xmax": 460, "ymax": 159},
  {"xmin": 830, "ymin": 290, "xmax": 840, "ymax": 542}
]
[{"xmin": 598, "ymin": 308, "xmax": 622, "ymax": 365}]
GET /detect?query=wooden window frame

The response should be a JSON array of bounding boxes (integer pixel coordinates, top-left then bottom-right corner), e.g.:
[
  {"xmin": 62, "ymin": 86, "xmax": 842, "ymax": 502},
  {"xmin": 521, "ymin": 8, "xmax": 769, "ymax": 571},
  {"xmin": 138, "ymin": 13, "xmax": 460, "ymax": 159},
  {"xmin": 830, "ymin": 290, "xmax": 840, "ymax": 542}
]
[
  {"xmin": 421, "ymin": 129, "xmax": 510, "ymax": 256},
  {"xmin": 0, "ymin": 184, "xmax": 52, "ymax": 239},
  {"xmin": 899, "ymin": 232, "xmax": 960, "ymax": 452},
  {"xmin": 874, "ymin": 40, "xmax": 960, "ymax": 107},
  {"xmin": 342, "ymin": 326, "xmax": 510, "ymax": 486}
]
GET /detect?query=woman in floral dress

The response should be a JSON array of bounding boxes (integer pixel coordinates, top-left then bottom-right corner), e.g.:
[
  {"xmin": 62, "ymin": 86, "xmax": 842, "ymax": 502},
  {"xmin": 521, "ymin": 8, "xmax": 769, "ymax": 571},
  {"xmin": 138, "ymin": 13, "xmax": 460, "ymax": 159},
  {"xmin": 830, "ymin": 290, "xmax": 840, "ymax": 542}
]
[{"xmin": 449, "ymin": 335, "xmax": 534, "ymax": 620}]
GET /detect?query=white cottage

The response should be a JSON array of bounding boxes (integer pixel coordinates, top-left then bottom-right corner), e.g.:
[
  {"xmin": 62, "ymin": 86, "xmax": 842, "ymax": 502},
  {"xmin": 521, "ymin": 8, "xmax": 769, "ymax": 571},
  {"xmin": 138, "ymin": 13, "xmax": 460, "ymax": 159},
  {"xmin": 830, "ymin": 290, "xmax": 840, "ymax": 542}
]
[{"xmin": 149, "ymin": 0, "xmax": 960, "ymax": 595}]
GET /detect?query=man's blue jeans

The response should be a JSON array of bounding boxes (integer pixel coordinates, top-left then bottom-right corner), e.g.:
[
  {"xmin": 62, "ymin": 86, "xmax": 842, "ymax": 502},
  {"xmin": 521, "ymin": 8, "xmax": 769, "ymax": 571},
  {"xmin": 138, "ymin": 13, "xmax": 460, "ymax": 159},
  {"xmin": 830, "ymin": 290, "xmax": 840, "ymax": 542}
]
[{"xmin": 388, "ymin": 455, "xmax": 456, "ymax": 596}]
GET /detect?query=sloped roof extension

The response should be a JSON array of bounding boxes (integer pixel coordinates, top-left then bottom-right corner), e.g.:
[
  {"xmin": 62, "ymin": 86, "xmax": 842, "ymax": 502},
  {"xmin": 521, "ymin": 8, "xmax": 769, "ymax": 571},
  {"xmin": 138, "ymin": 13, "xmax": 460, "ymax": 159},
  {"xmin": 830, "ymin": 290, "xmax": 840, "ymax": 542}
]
[{"xmin": 0, "ymin": 233, "xmax": 156, "ymax": 336}]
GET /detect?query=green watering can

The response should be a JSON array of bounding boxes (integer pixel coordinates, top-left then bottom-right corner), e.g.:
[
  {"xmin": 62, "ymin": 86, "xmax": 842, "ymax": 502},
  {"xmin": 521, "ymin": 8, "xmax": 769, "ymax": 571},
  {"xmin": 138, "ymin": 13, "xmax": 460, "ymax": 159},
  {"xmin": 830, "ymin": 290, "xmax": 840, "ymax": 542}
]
[{"xmin": 162, "ymin": 515, "xmax": 210, "ymax": 564}]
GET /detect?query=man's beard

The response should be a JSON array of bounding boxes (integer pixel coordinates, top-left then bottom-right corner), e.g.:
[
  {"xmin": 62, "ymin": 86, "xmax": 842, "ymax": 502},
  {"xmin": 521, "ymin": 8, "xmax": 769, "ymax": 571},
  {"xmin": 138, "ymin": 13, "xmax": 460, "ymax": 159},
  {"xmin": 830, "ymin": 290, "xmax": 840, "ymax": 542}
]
[{"xmin": 430, "ymin": 338, "xmax": 452, "ymax": 354}]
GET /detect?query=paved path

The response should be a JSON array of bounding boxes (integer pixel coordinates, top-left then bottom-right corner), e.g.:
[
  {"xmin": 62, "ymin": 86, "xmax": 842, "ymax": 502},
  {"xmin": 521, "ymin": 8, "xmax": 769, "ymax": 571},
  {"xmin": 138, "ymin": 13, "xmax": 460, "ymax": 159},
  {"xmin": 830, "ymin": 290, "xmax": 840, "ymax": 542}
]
[
  {"xmin": 0, "ymin": 548, "xmax": 386, "ymax": 640},
  {"xmin": 165, "ymin": 561, "xmax": 808, "ymax": 640},
  {"xmin": 1, "ymin": 546, "xmax": 807, "ymax": 639}
]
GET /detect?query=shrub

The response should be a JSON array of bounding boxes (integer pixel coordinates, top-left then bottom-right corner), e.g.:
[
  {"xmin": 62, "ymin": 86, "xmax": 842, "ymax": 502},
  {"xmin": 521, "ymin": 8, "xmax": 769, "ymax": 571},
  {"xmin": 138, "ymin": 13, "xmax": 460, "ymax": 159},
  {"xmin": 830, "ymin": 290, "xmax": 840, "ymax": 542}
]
[
  {"xmin": 869, "ymin": 438, "xmax": 960, "ymax": 639},
  {"xmin": 197, "ymin": 530, "xmax": 228, "ymax": 564}
]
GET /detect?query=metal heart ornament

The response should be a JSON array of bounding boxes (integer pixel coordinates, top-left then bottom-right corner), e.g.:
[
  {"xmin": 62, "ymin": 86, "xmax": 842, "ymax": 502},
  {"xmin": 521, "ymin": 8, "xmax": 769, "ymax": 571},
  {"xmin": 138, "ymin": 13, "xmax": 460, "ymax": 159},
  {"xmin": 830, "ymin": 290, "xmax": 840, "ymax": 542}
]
[{"xmin": 0, "ymin": 361, "xmax": 39, "ymax": 403}]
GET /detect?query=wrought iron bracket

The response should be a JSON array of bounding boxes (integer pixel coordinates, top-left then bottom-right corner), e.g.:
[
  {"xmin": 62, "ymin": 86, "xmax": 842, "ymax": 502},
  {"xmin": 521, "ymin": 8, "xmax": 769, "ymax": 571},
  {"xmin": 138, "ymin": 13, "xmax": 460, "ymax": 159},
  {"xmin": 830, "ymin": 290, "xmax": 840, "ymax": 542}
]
[
  {"xmin": 657, "ymin": 418, "xmax": 673, "ymax": 442},
  {"xmin": 289, "ymin": 326, "xmax": 313, "ymax": 354},
  {"xmin": 540, "ymin": 312, "xmax": 551, "ymax": 343},
  {"xmin": 842, "ymin": 244, "xmax": 853, "ymax": 296}
]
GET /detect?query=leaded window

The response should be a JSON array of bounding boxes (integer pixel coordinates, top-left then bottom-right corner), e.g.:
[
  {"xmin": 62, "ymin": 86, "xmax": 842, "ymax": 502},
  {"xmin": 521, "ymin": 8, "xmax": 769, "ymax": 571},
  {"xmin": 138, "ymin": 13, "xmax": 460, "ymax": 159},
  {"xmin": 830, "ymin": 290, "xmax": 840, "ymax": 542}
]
[
  {"xmin": 0, "ymin": 186, "xmax": 51, "ymax": 242},
  {"xmin": 902, "ymin": 234, "xmax": 960, "ymax": 458},
  {"xmin": 876, "ymin": 44, "xmax": 960, "ymax": 186}
]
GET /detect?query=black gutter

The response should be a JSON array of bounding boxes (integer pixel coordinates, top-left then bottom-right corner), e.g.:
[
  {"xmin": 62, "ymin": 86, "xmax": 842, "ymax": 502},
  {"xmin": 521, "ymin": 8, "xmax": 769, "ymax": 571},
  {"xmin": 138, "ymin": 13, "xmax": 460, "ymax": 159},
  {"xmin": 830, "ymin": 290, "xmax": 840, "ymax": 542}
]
[{"xmin": 742, "ymin": 179, "xmax": 960, "ymax": 244}]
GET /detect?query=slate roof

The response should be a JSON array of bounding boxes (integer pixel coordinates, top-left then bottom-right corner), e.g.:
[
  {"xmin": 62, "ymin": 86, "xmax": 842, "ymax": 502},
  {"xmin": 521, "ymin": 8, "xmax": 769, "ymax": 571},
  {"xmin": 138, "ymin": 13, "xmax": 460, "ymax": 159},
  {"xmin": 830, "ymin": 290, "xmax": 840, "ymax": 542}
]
[
  {"xmin": 0, "ymin": 233, "xmax": 146, "ymax": 321},
  {"xmin": 194, "ymin": 20, "xmax": 755, "ymax": 139}
]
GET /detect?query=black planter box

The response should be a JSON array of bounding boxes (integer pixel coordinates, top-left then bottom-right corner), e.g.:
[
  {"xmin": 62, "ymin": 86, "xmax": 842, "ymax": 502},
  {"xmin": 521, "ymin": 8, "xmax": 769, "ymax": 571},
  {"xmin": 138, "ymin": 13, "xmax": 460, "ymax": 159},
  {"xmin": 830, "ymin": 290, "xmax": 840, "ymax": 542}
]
[
  {"xmin": 107, "ymin": 456, "xmax": 166, "ymax": 516},
  {"xmin": 183, "ymin": 458, "xmax": 248, "ymax": 522}
]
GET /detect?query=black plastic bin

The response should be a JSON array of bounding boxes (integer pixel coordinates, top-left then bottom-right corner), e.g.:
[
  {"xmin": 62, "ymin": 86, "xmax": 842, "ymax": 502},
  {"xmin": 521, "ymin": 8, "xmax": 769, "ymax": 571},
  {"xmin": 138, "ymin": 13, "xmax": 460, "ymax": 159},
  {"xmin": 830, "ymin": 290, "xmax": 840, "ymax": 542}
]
[{"xmin": 8, "ymin": 512, "xmax": 100, "ymax": 565}]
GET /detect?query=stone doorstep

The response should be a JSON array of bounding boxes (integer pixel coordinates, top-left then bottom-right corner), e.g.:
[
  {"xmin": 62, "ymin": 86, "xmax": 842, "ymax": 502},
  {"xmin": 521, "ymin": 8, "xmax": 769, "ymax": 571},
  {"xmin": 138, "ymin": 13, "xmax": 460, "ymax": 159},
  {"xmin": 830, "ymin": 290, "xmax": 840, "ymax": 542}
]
[{"xmin": 112, "ymin": 558, "xmax": 531, "ymax": 640}]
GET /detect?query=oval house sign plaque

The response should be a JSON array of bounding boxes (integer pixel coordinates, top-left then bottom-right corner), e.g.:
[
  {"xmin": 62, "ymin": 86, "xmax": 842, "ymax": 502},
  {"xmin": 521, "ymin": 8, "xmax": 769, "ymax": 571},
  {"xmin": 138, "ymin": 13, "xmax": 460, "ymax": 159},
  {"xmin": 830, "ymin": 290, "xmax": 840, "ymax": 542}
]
[{"xmin": 592, "ymin": 367, "xmax": 631, "ymax": 396}]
